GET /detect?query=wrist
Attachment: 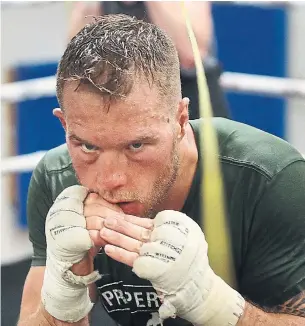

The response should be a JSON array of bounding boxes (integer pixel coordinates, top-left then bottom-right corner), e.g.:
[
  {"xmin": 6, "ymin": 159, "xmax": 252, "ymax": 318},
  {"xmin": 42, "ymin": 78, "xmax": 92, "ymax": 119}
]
[
  {"xmin": 195, "ymin": 270, "xmax": 245, "ymax": 326},
  {"xmin": 41, "ymin": 256, "xmax": 99, "ymax": 323}
]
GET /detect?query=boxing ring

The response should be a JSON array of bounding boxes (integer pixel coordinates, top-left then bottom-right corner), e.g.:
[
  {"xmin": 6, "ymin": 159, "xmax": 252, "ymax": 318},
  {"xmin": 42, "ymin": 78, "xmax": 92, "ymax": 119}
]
[
  {"xmin": 1, "ymin": 2, "xmax": 305, "ymax": 326},
  {"xmin": 1, "ymin": 72, "xmax": 305, "ymax": 175},
  {"xmin": 1, "ymin": 71, "xmax": 305, "ymax": 326}
]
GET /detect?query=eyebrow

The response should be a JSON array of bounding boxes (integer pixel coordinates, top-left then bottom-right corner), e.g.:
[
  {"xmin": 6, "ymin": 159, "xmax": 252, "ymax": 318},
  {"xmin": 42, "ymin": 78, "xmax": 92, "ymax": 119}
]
[
  {"xmin": 68, "ymin": 134, "xmax": 99, "ymax": 147},
  {"xmin": 68, "ymin": 133, "xmax": 159, "ymax": 147},
  {"xmin": 129, "ymin": 134, "xmax": 160, "ymax": 143}
]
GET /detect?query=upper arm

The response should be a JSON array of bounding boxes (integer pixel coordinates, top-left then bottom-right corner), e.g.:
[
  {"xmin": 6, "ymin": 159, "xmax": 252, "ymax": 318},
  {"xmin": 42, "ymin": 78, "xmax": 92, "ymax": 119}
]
[
  {"xmin": 240, "ymin": 160, "xmax": 305, "ymax": 307},
  {"xmin": 27, "ymin": 157, "xmax": 52, "ymax": 267}
]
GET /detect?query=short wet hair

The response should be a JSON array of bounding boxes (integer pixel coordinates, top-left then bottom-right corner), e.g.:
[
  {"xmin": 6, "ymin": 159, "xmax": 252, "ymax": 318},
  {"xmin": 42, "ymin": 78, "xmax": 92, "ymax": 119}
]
[{"xmin": 56, "ymin": 14, "xmax": 181, "ymax": 110}]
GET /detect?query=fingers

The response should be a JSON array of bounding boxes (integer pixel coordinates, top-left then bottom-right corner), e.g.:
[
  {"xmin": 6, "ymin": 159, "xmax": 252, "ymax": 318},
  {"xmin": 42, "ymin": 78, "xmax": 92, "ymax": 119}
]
[
  {"xmin": 84, "ymin": 202, "xmax": 153, "ymax": 245},
  {"xmin": 88, "ymin": 230, "xmax": 107, "ymax": 248},
  {"xmin": 86, "ymin": 216, "xmax": 105, "ymax": 230},
  {"xmin": 85, "ymin": 192, "xmax": 98, "ymax": 204},
  {"xmin": 104, "ymin": 245, "xmax": 139, "ymax": 267},
  {"xmin": 85, "ymin": 193, "xmax": 123, "ymax": 213},
  {"xmin": 103, "ymin": 216, "xmax": 152, "ymax": 242},
  {"xmin": 100, "ymin": 227, "xmax": 143, "ymax": 254},
  {"xmin": 84, "ymin": 194, "xmax": 153, "ymax": 265},
  {"xmin": 87, "ymin": 215, "xmax": 152, "ymax": 262},
  {"xmin": 123, "ymin": 214, "xmax": 154, "ymax": 229},
  {"xmin": 84, "ymin": 203, "xmax": 121, "ymax": 218},
  {"xmin": 84, "ymin": 193, "xmax": 153, "ymax": 231}
]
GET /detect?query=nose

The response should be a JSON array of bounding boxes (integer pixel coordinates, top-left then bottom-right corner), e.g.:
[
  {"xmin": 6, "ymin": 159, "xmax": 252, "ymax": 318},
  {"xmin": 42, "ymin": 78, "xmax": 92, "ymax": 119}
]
[{"xmin": 96, "ymin": 151, "xmax": 127, "ymax": 192}]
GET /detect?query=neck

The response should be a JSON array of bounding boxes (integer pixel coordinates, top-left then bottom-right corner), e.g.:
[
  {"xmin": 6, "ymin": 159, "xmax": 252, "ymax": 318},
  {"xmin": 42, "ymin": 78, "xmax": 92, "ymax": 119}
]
[{"xmin": 162, "ymin": 123, "xmax": 198, "ymax": 212}]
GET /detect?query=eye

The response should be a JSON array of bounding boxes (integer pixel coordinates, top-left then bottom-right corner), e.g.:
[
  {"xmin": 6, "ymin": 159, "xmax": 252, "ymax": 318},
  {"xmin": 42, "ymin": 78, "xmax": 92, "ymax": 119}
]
[
  {"xmin": 128, "ymin": 143, "xmax": 144, "ymax": 152},
  {"xmin": 81, "ymin": 143, "xmax": 99, "ymax": 153}
]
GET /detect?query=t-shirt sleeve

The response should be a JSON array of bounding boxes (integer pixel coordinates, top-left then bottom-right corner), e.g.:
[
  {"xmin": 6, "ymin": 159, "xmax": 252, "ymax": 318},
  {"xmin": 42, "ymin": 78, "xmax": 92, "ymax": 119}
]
[
  {"xmin": 240, "ymin": 160, "xmax": 305, "ymax": 307},
  {"xmin": 27, "ymin": 156, "xmax": 53, "ymax": 266}
]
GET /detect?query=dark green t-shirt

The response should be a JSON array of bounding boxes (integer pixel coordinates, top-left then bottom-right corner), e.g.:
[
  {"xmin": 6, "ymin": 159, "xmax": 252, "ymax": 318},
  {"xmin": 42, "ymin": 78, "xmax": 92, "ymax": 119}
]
[{"xmin": 27, "ymin": 118, "xmax": 305, "ymax": 326}]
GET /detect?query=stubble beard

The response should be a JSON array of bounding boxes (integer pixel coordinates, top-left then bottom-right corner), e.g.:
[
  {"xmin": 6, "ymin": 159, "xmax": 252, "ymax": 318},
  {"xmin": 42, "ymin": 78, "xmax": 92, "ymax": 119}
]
[{"xmin": 143, "ymin": 140, "xmax": 180, "ymax": 219}]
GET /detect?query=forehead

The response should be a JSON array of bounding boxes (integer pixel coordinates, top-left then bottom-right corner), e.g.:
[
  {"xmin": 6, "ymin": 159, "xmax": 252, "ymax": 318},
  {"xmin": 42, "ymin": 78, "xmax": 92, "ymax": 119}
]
[{"xmin": 62, "ymin": 81, "xmax": 172, "ymax": 142}]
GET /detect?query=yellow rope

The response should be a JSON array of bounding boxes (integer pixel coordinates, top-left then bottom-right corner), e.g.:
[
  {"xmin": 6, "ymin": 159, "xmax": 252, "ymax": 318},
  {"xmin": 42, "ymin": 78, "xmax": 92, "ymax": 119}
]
[{"xmin": 181, "ymin": 2, "xmax": 236, "ymax": 288}]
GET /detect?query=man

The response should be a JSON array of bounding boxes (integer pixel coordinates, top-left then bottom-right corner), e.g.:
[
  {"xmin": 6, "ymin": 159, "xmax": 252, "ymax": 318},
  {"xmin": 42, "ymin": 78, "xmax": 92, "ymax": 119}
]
[
  {"xmin": 68, "ymin": 1, "xmax": 230, "ymax": 120},
  {"xmin": 18, "ymin": 14, "xmax": 305, "ymax": 326}
]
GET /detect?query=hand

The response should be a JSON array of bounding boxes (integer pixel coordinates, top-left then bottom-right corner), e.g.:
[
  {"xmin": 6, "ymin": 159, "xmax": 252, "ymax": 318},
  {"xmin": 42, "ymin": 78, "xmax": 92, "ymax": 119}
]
[
  {"xmin": 83, "ymin": 193, "xmax": 154, "ymax": 266},
  {"xmin": 71, "ymin": 193, "xmax": 124, "ymax": 277},
  {"xmin": 83, "ymin": 192, "xmax": 123, "ymax": 250},
  {"xmin": 102, "ymin": 213, "xmax": 154, "ymax": 266},
  {"xmin": 132, "ymin": 210, "xmax": 245, "ymax": 326},
  {"xmin": 42, "ymin": 185, "xmax": 101, "ymax": 323}
]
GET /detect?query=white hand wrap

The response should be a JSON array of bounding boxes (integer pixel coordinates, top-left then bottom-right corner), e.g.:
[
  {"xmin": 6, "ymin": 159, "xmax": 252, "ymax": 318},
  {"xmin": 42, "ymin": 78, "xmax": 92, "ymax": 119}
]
[
  {"xmin": 41, "ymin": 185, "xmax": 101, "ymax": 322},
  {"xmin": 133, "ymin": 210, "xmax": 245, "ymax": 326}
]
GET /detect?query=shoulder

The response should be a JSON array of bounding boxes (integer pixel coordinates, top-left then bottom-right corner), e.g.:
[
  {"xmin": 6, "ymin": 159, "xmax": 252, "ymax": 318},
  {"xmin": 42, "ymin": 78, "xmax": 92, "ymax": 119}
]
[
  {"xmin": 190, "ymin": 118, "xmax": 304, "ymax": 179},
  {"xmin": 42, "ymin": 143, "xmax": 72, "ymax": 173},
  {"xmin": 31, "ymin": 144, "xmax": 78, "ymax": 202}
]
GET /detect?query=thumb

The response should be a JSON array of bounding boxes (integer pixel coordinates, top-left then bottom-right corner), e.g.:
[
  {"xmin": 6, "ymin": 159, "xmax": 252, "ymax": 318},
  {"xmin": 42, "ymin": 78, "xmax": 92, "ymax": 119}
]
[{"xmin": 158, "ymin": 295, "xmax": 177, "ymax": 321}]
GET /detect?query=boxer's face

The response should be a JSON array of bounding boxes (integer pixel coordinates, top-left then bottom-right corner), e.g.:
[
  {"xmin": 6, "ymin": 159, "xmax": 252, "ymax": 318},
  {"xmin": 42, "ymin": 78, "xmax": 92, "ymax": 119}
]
[{"xmin": 55, "ymin": 81, "xmax": 189, "ymax": 218}]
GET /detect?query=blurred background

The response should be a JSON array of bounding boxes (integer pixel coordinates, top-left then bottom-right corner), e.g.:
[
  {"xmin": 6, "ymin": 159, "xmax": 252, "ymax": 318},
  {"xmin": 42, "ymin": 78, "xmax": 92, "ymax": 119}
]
[{"xmin": 1, "ymin": 1, "xmax": 305, "ymax": 325}]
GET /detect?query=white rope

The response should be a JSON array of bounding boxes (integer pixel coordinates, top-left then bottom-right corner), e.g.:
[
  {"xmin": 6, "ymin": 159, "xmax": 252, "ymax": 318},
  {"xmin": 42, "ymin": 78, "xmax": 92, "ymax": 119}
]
[
  {"xmin": 231, "ymin": 1, "xmax": 305, "ymax": 7},
  {"xmin": 221, "ymin": 72, "xmax": 305, "ymax": 99},
  {"xmin": 1, "ymin": 1, "xmax": 56, "ymax": 9},
  {"xmin": 2, "ymin": 72, "xmax": 305, "ymax": 103},
  {"xmin": 1, "ymin": 76, "xmax": 56, "ymax": 102},
  {"xmin": 1, "ymin": 151, "xmax": 47, "ymax": 174}
]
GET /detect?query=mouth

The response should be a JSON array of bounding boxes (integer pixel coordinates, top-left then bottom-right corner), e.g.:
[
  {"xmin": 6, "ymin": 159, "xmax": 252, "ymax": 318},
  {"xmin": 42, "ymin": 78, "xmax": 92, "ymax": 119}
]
[
  {"xmin": 117, "ymin": 201, "xmax": 134, "ymax": 208},
  {"xmin": 117, "ymin": 201, "xmax": 140, "ymax": 215},
  {"xmin": 103, "ymin": 198, "xmax": 132, "ymax": 205}
]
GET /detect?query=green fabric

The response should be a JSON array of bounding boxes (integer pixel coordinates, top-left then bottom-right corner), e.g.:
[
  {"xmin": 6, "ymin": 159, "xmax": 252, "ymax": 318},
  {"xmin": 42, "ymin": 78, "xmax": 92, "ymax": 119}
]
[{"xmin": 27, "ymin": 118, "xmax": 305, "ymax": 307}]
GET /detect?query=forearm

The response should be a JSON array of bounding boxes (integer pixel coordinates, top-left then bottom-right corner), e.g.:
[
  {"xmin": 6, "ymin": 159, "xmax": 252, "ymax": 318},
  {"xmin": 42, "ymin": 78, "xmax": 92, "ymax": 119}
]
[
  {"xmin": 18, "ymin": 305, "xmax": 89, "ymax": 326},
  {"xmin": 237, "ymin": 302, "xmax": 305, "ymax": 326},
  {"xmin": 145, "ymin": 1, "xmax": 212, "ymax": 68}
]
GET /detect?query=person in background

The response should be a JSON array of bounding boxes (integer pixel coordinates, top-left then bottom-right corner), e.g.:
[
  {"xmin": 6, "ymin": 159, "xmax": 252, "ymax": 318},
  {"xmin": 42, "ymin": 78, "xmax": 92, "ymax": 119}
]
[{"xmin": 68, "ymin": 1, "xmax": 230, "ymax": 120}]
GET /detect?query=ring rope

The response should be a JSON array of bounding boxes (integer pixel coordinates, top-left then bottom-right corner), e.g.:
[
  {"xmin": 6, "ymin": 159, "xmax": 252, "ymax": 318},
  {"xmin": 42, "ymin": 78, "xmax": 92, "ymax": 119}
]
[
  {"xmin": 1, "ymin": 6, "xmax": 305, "ymax": 289},
  {"xmin": 2, "ymin": 73, "xmax": 305, "ymax": 103},
  {"xmin": 1, "ymin": 151, "xmax": 47, "ymax": 174}
]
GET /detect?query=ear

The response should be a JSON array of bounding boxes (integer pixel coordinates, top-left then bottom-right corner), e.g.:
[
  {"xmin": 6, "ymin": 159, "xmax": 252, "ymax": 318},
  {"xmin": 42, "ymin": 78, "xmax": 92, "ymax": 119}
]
[
  {"xmin": 176, "ymin": 97, "xmax": 189, "ymax": 140},
  {"xmin": 53, "ymin": 108, "xmax": 67, "ymax": 131}
]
